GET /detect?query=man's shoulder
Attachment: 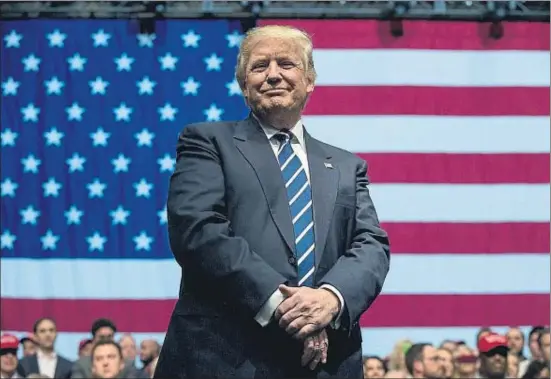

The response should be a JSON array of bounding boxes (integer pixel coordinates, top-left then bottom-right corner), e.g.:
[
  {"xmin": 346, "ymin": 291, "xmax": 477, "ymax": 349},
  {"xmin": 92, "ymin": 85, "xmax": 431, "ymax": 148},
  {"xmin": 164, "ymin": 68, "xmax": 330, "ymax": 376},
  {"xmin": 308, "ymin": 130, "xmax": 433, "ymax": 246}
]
[
  {"xmin": 180, "ymin": 119, "xmax": 243, "ymax": 138},
  {"xmin": 313, "ymin": 137, "xmax": 364, "ymax": 166},
  {"xmin": 74, "ymin": 355, "xmax": 91, "ymax": 366}
]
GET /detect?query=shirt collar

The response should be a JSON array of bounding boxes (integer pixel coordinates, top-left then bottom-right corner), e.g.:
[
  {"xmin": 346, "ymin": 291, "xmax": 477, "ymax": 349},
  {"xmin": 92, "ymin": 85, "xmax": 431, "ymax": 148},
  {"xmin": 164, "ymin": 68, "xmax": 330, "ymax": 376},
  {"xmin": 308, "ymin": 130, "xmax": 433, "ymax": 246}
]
[
  {"xmin": 37, "ymin": 348, "xmax": 57, "ymax": 359},
  {"xmin": 252, "ymin": 113, "xmax": 305, "ymax": 148}
]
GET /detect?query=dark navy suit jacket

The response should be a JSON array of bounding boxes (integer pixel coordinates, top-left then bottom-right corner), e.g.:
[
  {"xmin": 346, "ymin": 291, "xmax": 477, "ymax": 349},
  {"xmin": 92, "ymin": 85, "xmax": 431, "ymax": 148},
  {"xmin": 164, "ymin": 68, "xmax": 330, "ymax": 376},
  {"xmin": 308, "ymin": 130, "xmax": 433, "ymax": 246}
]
[
  {"xmin": 154, "ymin": 115, "xmax": 390, "ymax": 379},
  {"xmin": 16, "ymin": 353, "xmax": 73, "ymax": 379}
]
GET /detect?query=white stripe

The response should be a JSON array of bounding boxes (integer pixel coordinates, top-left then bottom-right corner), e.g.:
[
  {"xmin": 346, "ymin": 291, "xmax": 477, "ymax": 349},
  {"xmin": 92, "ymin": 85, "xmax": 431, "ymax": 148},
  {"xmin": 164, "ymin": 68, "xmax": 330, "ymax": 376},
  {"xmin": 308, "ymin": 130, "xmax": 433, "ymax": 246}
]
[
  {"xmin": 303, "ymin": 115, "xmax": 550, "ymax": 153},
  {"xmin": 314, "ymin": 49, "xmax": 550, "ymax": 86},
  {"xmin": 280, "ymin": 152, "xmax": 296, "ymax": 171},
  {"xmin": 295, "ymin": 221, "xmax": 314, "ymax": 244},
  {"xmin": 2, "ymin": 254, "xmax": 547, "ymax": 299},
  {"xmin": 289, "ymin": 181, "xmax": 308, "ymax": 206},
  {"xmin": 298, "ymin": 266, "xmax": 315, "ymax": 286},
  {"xmin": 382, "ymin": 254, "xmax": 550, "ymax": 294},
  {"xmin": 369, "ymin": 184, "xmax": 550, "ymax": 222},
  {"xmin": 292, "ymin": 200, "xmax": 312, "ymax": 224},
  {"xmin": 297, "ymin": 244, "xmax": 315, "ymax": 266},
  {"xmin": 285, "ymin": 167, "xmax": 303, "ymax": 188}
]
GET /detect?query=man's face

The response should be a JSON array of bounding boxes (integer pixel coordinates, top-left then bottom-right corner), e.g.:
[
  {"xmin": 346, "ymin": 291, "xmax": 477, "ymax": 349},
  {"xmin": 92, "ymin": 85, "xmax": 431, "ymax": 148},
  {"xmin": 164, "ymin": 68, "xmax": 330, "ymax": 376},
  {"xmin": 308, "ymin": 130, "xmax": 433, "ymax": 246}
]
[
  {"xmin": 481, "ymin": 350, "xmax": 507, "ymax": 378},
  {"xmin": 363, "ymin": 358, "xmax": 385, "ymax": 378},
  {"xmin": 454, "ymin": 345, "xmax": 477, "ymax": 376},
  {"xmin": 0, "ymin": 350, "xmax": 18, "ymax": 375},
  {"xmin": 419, "ymin": 345, "xmax": 443, "ymax": 379},
  {"xmin": 35, "ymin": 319, "xmax": 57, "ymax": 349},
  {"xmin": 92, "ymin": 344, "xmax": 124, "ymax": 379},
  {"xmin": 529, "ymin": 332, "xmax": 542, "ymax": 359},
  {"xmin": 94, "ymin": 326, "xmax": 115, "ymax": 343},
  {"xmin": 540, "ymin": 333, "xmax": 550, "ymax": 361},
  {"xmin": 243, "ymin": 36, "xmax": 314, "ymax": 120},
  {"xmin": 437, "ymin": 349, "xmax": 454, "ymax": 378},
  {"xmin": 119, "ymin": 336, "xmax": 137, "ymax": 361},
  {"xmin": 22, "ymin": 340, "xmax": 37, "ymax": 357},
  {"xmin": 139, "ymin": 340, "xmax": 158, "ymax": 363},
  {"xmin": 506, "ymin": 328, "xmax": 524, "ymax": 355}
]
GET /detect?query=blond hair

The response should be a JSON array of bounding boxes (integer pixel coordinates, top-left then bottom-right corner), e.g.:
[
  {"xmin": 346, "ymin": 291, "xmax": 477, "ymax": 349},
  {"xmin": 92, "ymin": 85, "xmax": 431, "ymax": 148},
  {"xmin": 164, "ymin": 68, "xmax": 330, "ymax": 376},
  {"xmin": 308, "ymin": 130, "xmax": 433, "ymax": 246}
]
[{"xmin": 235, "ymin": 25, "xmax": 317, "ymax": 91}]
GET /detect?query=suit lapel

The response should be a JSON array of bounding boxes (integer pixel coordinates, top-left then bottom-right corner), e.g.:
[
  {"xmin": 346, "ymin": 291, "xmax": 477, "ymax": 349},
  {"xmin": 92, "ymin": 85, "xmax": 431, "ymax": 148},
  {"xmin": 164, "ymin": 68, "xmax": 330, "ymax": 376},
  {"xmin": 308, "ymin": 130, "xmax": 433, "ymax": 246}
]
[
  {"xmin": 31, "ymin": 355, "xmax": 40, "ymax": 374},
  {"xmin": 304, "ymin": 131, "xmax": 338, "ymax": 267},
  {"xmin": 233, "ymin": 116, "xmax": 296, "ymax": 254}
]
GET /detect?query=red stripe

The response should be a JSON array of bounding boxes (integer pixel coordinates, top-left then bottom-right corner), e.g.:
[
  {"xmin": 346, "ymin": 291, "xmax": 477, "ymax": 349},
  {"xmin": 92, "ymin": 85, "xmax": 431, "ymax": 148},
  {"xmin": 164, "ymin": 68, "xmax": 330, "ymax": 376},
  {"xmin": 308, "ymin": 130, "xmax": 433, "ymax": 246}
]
[
  {"xmin": 381, "ymin": 222, "xmax": 550, "ymax": 254},
  {"xmin": 2, "ymin": 294, "xmax": 549, "ymax": 331},
  {"xmin": 359, "ymin": 153, "xmax": 550, "ymax": 184},
  {"xmin": 361, "ymin": 294, "xmax": 550, "ymax": 327},
  {"xmin": 258, "ymin": 20, "xmax": 550, "ymax": 50},
  {"xmin": 304, "ymin": 86, "xmax": 549, "ymax": 116}
]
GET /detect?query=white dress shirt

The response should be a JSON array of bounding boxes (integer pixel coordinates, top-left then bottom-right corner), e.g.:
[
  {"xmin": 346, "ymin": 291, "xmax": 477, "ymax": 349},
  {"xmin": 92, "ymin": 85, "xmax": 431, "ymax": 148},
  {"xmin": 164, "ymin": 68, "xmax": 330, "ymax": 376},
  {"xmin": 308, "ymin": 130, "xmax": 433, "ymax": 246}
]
[
  {"xmin": 37, "ymin": 349, "xmax": 57, "ymax": 379},
  {"xmin": 252, "ymin": 117, "xmax": 345, "ymax": 329}
]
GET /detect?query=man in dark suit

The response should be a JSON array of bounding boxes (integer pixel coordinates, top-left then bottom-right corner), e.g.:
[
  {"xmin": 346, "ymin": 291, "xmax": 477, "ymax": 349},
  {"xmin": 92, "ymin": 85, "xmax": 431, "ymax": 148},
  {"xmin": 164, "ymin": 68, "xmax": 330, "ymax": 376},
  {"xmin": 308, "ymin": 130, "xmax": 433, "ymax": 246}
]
[
  {"xmin": 16, "ymin": 317, "xmax": 73, "ymax": 379},
  {"xmin": 154, "ymin": 24, "xmax": 390, "ymax": 379}
]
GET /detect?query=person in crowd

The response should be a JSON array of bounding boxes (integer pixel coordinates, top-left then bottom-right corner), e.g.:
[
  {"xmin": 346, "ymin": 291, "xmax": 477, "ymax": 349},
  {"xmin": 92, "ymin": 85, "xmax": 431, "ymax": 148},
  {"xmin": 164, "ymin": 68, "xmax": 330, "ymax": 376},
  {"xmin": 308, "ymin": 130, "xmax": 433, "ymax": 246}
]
[
  {"xmin": 362, "ymin": 356, "xmax": 386, "ymax": 378},
  {"xmin": 138, "ymin": 340, "xmax": 160, "ymax": 378},
  {"xmin": 437, "ymin": 347, "xmax": 454, "ymax": 379},
  {"xmin": 386, "ymin": 339, "xmax": 412, "ymax": 373},
  {"xmin": 453, "ymin": 344, "xmax": 478, "ymax": 379},
  {"xmin": 519, "ymin": 326, "xmax": 546, "ymax": 377},
  {"xmin": 537, "ymin": 328, "xmax": 550, "ymax": 363},
  {"xmin": 77, "ymin": 339, "xmax": 93, "ymax": 358},
  {"xmin": 477, "ymin": 332, "xmax": 509, "ymax": 379},
  {"xmin": 118, "ymin": 334, "xmax": 137, "ymax": 369},
  {"xmin": 507, "ymin": 327, "xmax": 527, "ymax": 361},
  {"xmin": 71, "ymin": 319, "xmax": 147, "ymax": 378},
  {"xmin": 507, "ymin": 352, "xmax": 520, "ymax": 378},
  {"xmin": 405, "ymin": 343, "xmax": 443, "ymax": 379},
  {"xmin": 154, "ymin": 23, "xmax": 390, "ymax": 379},
  {"xmin": 16, "ymin": 317, "xmax": 73, "ymax": 379},
  {"xmin": 1, "ymin": 334, "xmax": 23, "ymax": 379},
  {"xmin": 521, "ymin": 360, "xmax": 550, "ymax": 379},
  {"xmin": 19, "ymin": 334, "xmax": 38, "ymax": 358},
  {"xmin": 90, "ymin": 340, "xmax": 125, "ymax": 379}
]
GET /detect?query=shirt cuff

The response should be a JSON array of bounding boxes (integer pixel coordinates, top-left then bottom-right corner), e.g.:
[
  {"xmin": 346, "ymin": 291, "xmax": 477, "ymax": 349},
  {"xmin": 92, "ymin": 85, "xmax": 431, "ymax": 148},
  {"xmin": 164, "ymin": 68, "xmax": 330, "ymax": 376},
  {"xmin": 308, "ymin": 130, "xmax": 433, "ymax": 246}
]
[
  {"xmin": 319, "ymin": 284, "xmax": 344, "ymax": 329},
  {"xmin": 254, "ymin": 289, "xmax": 286, "ymax": 327}
]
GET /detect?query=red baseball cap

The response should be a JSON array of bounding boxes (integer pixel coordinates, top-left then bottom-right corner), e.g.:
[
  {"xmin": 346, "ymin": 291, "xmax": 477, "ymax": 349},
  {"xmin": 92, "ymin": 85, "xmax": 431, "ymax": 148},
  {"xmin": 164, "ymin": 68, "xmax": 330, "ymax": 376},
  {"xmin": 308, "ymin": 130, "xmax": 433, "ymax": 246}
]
[
  {"xmin": 478, "ymin": 332, "xmax": 508, "ymax": 354},
  {"xmin": 0, "ymin": 334, "xmax": 19, "ymax": 350}
]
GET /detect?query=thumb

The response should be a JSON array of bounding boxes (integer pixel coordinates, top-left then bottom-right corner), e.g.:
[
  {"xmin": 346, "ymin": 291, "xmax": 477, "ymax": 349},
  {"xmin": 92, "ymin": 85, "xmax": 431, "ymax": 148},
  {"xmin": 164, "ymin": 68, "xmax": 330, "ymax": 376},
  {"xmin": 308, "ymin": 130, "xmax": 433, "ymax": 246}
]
[{"xmin": 279, "ymin": 284, "xmax": 298, "ymax": 296}]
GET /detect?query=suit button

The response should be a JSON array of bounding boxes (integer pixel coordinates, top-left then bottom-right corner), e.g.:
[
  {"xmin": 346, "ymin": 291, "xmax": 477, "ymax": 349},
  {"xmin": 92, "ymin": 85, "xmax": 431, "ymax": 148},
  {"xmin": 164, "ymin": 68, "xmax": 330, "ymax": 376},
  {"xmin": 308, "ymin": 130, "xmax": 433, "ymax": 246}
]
[{"xmin": 288, "ymin": 256, "xmax": 297, "ymax": 265}]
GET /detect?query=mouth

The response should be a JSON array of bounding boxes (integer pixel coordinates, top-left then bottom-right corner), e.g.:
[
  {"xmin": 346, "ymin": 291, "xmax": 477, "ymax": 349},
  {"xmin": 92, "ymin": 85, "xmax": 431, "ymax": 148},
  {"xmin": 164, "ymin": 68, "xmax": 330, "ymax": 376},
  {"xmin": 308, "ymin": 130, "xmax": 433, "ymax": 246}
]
[{"xmin": 263, "ymin": 89, "xmax": 287, "ymax": 95}]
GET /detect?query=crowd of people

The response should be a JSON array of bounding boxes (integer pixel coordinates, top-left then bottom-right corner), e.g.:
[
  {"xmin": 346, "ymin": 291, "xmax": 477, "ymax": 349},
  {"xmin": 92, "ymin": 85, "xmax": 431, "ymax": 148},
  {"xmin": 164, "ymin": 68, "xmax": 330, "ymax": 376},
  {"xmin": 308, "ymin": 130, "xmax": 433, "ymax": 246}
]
[
  {"xmin": 362, "ymin": 326, "xmax": 550, "ymax": 379},
  {"xmin": 0, "ymin": 316, "xmax": 549, "ymax": 379}
]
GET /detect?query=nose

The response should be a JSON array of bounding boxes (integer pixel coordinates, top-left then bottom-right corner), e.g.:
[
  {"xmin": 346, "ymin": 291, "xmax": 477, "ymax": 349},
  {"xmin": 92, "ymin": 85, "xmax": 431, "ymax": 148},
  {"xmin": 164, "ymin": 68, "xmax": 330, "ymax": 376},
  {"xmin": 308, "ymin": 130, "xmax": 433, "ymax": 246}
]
[{"xmin": 266, "ymin": 61, "xmax": 282, "ymax": 84}]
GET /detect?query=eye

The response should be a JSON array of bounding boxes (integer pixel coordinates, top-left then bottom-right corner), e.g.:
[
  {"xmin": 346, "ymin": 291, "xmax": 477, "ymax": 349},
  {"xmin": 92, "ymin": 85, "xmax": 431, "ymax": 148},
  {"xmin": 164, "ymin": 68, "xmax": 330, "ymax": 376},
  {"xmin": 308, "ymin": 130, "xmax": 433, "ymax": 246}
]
[{"xmin": 280, "ymin": 61, "xmax": 295, "ymax": 69}]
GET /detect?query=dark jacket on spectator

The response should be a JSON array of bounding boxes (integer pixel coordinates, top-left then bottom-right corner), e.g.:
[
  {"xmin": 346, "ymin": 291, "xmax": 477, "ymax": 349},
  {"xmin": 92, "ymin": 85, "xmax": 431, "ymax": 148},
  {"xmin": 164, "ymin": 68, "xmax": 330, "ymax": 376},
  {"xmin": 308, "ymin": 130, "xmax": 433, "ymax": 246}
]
[{"xmin": 17, "ymin": 353, "xmax": 73, "ymax": 379}]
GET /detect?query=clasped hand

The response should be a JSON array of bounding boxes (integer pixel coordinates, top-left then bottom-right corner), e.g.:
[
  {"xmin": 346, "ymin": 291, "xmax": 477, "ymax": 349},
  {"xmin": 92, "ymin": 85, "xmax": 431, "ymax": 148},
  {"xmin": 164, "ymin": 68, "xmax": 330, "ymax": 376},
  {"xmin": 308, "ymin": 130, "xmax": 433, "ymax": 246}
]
[
  {"xmin": 274, "ymin": 285, "xmax": 339, "ymax": 370},
  {"xmin": 274, "ymin": 284, "xmax": 339, "ymax": 339}
]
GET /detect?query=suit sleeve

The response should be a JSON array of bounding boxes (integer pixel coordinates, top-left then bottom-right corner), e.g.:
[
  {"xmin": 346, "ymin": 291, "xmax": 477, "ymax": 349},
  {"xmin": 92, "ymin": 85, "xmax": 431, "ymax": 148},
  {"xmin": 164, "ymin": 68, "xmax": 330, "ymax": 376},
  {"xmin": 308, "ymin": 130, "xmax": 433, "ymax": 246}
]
[
  {"xmin": 167, "ymin": 125, "xmax": 289, "ymax": 318},
  {"xmin": 318, "ymin": 159, "xmax": 390, "ymax": 331}
]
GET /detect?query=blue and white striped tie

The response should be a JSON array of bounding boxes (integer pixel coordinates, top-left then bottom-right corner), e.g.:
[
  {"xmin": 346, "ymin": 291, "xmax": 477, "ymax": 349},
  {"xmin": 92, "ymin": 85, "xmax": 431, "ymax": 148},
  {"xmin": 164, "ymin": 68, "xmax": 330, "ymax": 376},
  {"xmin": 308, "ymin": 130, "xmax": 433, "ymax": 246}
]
[{"xmin": 275, "ymin": 131, "xmax": 315, "ymax": 287}]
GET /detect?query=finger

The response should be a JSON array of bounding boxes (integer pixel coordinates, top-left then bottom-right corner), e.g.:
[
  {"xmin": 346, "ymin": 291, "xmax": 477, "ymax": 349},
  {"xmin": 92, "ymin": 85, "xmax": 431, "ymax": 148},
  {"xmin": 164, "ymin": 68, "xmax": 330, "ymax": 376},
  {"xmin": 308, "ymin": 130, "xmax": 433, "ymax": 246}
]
[
  {"xmin": 321, "ymin": 340, "xmax": 328, "ymax": 364},
  {"xmin": 285, "ymin": 316, "xmax": 308, "ymax": 336},
  {"xmin": 278, "ymin": 307, "xmax": 302, "ymax": 329},
  {"xmin": 309, "ymin": 349, "xmax": 323, "ymax": 370},
  {"xmin": 301, "ymin": 338, "xmax": 315, "ymax": 366},
  {"xmin": 279, "ymin": 284, "xmax": 299, "ymax": 297},
  {"xmin": 274, "ymin": 296, "xmax": 299, "ymax": 320},
  {"xmin": 294, "ymin": 323, "xmax": 319, "ymax": 340}
]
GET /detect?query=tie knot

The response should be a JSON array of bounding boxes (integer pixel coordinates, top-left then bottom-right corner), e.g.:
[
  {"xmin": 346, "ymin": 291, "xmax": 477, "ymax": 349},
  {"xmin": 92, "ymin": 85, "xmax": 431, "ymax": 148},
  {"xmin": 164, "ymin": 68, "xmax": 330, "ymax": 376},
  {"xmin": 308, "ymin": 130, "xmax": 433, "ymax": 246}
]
[{"xmin": 274, "ymin": 130, "xmax": 292, "ymax": 144}]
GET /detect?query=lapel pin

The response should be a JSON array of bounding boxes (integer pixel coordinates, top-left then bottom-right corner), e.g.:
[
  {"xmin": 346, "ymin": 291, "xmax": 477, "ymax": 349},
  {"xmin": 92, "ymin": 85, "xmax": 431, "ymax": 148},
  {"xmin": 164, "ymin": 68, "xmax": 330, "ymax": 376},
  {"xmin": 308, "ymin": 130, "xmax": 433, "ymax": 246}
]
[{"xmin": 324, "ymin": 162, "xmax": 333, "ymax": 169}]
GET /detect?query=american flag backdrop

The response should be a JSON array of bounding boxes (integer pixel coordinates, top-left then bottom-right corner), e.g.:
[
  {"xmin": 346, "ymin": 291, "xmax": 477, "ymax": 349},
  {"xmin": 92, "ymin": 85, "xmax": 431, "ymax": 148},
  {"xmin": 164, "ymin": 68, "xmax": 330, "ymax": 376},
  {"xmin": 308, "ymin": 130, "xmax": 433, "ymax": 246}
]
[{"xmin": 1, "ymin": 18, "xmax": 549, "ymax": 359}]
